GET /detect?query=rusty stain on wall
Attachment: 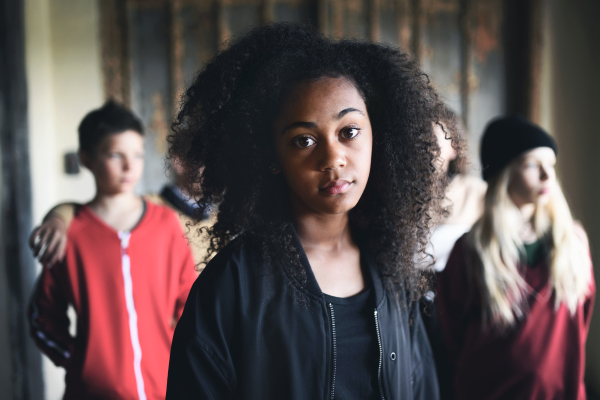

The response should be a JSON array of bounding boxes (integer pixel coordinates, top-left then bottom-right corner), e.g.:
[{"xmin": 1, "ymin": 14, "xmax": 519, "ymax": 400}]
[
  {"xmin": 331, "ymin": 0, "xmax": 345, "ymax": 38},
  {"xmin": 397, "ymin": 0, "xmax": 413, "ymax": 51},
  {"xmin": 100, "ymin": 0, "xmax": 131, "ymax": 106},
  {"xmin": 471, "ymin": 4, "xmax": 499, "ymax": 63},
  {"xmin": 170, "ymin": 0, "xmax": 186, "ymax": 115},
  {"xmin": 151, "ymin": 92, "xmax": 169, "ymax": 154}
]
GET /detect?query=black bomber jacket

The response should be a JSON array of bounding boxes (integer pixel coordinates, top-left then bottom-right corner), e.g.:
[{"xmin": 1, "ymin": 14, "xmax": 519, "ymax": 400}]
[{"xmin": 166, "ymin": 230, "xmax": 440, "ymax": 400}]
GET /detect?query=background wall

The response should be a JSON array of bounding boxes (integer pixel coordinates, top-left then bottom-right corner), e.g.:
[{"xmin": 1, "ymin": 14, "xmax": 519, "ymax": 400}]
[
  {"xmin": 24, "ymin": 0, "xmax": 103, "ymax": 398},
  {"xmin": 539, "ymin": 0, "xmax": 600, "ymax": 392}
]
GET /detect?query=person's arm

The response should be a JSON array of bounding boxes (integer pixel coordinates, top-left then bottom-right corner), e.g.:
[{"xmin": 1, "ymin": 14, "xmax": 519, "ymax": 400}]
[
  {"xmin": 574, "ymin": 222, "xmax": 596, "ymax": 331},
  {"xmin": 410, "ymin": 300, "xmax": 440, "ymax": 400},
  {"xmin": 28, "ymin": 259, "xmax": 75, "ymax": 368},
  {"xmin": 29, "ymin": 203, "xmax": 77, "ymax": 265},
  {"xmin": 166, "ymin": 246, "xmax": 241, "ymax": 399},
  {"xmin": 436, "ymin": 236, "xmax": 472, "ymax": 366},
  {"xmin": 172, "ymin": 219, "xmax": 199, "ymax": 323}
]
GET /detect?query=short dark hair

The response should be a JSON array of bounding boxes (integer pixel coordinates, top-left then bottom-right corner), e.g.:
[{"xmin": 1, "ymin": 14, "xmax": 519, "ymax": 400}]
[{"xmin": 78, "ymin": 100, "xmax": 143, "ymax": 154}]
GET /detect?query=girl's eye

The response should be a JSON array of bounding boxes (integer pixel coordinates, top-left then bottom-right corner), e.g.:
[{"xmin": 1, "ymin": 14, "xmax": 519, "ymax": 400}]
[
  {"xmin": 293, "ymin": 136, "xmax": 316, "ymax": 148},
  {"xmin": 340, "ymin": 127, "xmax": 360, "ymax": 140}
]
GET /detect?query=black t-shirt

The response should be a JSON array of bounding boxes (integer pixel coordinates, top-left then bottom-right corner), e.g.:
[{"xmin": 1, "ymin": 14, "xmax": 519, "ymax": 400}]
[{"xmin": 324, "ymin": 287, "xmax": 379, "ymax": 399}]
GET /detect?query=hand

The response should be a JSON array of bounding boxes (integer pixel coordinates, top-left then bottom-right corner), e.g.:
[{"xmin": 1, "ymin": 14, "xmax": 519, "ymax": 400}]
[{"xmin": 29, "ymin": 216, "xmax": 68, "ymax": 266}]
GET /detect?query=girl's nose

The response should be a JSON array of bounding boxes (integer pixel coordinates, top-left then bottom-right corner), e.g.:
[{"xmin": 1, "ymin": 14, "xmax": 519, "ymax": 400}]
[
  {"xmin": 318, "ymin": 140, "xmax": 346, "ymax": 171},
  {"xmin": 539, "ymin": 165, "xmax": 549, "ymax": 181}
]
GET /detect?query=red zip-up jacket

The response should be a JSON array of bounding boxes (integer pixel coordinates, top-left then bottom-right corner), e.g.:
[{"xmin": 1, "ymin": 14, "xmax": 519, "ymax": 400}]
[{"xmin": 29, "ymin": 202, "xmax": 198, "ymax": 400}]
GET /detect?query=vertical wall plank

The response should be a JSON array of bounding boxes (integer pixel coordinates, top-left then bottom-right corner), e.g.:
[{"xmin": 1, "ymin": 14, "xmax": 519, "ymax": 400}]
[
  {"xmin": 459, "ymin": 0, "xmax": 471, "ymax": 130},
  {"xmin": 0, "ymin": 0, "xmax": 44, "ymax": 398},
  {"xmin": 318, "ymin": 0, "xmax": 329, "ymax": 35},
  {"xmin": 331, "ymin": 0, "xmax": 344, "ymax": 37},
  {"xmin": 260, "ymin": 0, "xmax": 275, "ymax": 24},
  {"xmin": 465, "ymin": 0, "xmax": 506, "ymax": 161},
  {"xmin": 380, "ymin": 0, "xmax": 399, "ymax": 46},
  {"xmin": 369, "ymin": 0, "xmax": 381, "ymax": 41},
  {"xmin": 215, "ymin": 0, "xmax": 230, "ymax": 50},
  {"xmin": 505, "ymin": 0, "xmax": 542, "ymax": 122},
  {"xmin": 128, "ymin": 0, "xmax": 173, "ymax": 194},
  {"xmin": 100, "ymin": 0, "xmax": 131, "ymax": 106},
  {"xmin": 169, "ymin": 0, "xmax": 185, "ymax": 115},
  {"xmin": 411, "ymin": 0, "xmax": 423, "ymax": 59},
  {"xmin": 397, "ymin": 0, "xmax": 413, "ymax": 51},
  {"xmin": 272, "ymin": 0, "xmax": 318, "ymax": 26},
  {"xmin": 419, "ymin": 0, "xmax": 462, "ymax": 115},
  {"xmin": 528, "ymin": 0, "xmax": 542, "ymax": 124}
]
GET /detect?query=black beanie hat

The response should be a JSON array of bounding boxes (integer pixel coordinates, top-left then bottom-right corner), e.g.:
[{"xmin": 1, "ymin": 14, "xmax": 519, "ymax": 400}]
[{"xmin": 480, "ymin": 114, "xmax": 558, "ymax": 182}]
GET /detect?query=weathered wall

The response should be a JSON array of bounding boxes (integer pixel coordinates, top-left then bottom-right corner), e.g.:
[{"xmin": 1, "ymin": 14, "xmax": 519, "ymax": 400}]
[
  {"xmin": 25, "ymin": 0, "xmax": 103, "ymax": 398},
  {"xmin": 539, "ymin": 0, "xmax": 600, "ymax": 391},
  {"xmin": 108, "ymin": 0, "xmax": 506, "ymax": 189}
]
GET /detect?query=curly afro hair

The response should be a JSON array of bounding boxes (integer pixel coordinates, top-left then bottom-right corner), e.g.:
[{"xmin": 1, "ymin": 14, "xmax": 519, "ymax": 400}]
[{"xmin": 169, "ymin": 22, "xmax": 460, "ymax": 300}]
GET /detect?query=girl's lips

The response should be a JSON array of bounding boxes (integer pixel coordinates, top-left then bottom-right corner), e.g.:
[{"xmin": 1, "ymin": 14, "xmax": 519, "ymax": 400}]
[
  {"xmin": 319, "ymin": 181, "xmax": 352, "ymax": 195},
  {"xmin": 539, "ymin": 188, "xmax": 550, "ymax": 195}
]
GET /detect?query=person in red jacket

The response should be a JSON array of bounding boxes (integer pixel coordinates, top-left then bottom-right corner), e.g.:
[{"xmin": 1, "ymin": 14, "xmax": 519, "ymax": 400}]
[
  {"xmin": 437, "ymin": 115, "xmax": 595, "ymax": 400},
  {"xmin": 28, "ymin": 101, "xmax": 197, "ymax": 400}
]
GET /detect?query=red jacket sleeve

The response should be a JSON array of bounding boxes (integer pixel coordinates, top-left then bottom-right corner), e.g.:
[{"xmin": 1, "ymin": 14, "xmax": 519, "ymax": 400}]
[
  {"xmin": 28, "ymin": 263, "xmax": 75, "ymax": 368},
  {"xmin": 172, "ymin": 220, "xmax": 199, "ymax": 322},
  {"xmin": 436, "ymin": 235, "xmax": 475, "ymax": 366}
]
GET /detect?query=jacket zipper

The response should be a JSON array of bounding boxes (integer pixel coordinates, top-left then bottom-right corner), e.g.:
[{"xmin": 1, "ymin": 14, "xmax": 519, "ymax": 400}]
[
  {"xmin": 119, "ymin": 231, "xmax": 147, "ymax": 400},
  {"xmin": 328, "ymin": 303, "xmax": 337, "ymax": 400},
  {"xmin": 374, "ymin": 310, "xmax": 385, "ymax": 400}
]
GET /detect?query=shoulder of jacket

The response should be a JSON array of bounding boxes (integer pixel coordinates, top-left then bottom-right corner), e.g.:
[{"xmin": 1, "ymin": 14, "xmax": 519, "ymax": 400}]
[
  {"xmin": 143, "ymin": 193, "xmax": 167, "ymax": 206},
  {"xmin": 203, "ymin": 235, "xmax": 253, "ymax": 270},
  {"xmin": 146, "ymin": 201, "xmax": 181, "ymax": 226}
]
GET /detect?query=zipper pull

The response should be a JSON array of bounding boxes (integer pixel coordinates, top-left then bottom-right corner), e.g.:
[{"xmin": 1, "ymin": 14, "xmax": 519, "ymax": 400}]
[{"xmin": 118, "ymin": 231, "xmax": 131, "ymax": 254}]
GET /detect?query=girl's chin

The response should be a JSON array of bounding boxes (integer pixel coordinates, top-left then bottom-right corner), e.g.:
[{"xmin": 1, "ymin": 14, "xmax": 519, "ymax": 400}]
[{"xmin": 535, "ymin": 194, "xmax": 551, "ymax": 205}]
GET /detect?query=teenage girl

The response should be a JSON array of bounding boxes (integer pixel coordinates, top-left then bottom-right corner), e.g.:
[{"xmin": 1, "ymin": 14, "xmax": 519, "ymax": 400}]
[
  {"xmin": 437, "ymin": 115, "xmax": 595, "ymax": 399},
  {"xmin": 166, "ymin": 23, "xmax": 453, "ymax": 399}
]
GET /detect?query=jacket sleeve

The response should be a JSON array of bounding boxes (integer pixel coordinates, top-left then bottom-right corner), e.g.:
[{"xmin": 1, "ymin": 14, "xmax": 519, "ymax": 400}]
[
  {"xmin": 436, "ymin": 235, "xmax": 472, "ymax": 366},
  {"xmin": 166, "ymin": 246, "xmax": 240, "ymax": 399},
  {"xmin": 410, "ymin": 300, "xmax": 440, "ymax": 400},
  {"xmin": 171, "ymin": 218, "xmax": 199, "ymax": 322},
  {"xmin": 28, "ymin": 261, "xmax": 75, "ymax": 368}
]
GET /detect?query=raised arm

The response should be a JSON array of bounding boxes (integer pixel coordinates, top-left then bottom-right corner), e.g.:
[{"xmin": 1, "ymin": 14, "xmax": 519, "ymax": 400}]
[{"xmin": 29, "ymin": 203, "xmax": 77, "ymax": 265}]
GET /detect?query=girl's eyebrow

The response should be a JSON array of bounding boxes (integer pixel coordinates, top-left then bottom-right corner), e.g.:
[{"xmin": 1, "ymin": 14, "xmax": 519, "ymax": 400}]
[
  {"xmin": 337, "ymin": 107, "xmax": 365, "ymax": 119},
  {"xmin": 281, "ymin": 121, "xmax": 317, "ymax": 135},
  {"xmin": 280, "ymin": 108, "xmax": 365, "ymax": 135}
]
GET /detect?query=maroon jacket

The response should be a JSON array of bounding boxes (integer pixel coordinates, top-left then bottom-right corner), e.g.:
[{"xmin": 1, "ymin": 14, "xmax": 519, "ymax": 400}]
[{"xmin": 437, "ymin": 234, "xmax": 595, "ymax": 400}]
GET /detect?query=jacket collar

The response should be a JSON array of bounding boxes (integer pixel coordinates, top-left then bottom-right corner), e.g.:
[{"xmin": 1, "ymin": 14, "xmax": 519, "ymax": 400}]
[{"xmin": 289, "ymin": 224, "xmax": 385, "ymax": 305}]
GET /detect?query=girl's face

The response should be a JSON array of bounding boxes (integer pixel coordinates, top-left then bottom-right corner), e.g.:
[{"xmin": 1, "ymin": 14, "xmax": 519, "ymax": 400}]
[
  {"xmin": 81, "ymin": 130, "xmax": 145, "ymax": 196},
  {"xmin": 508, "ymin": 147, "xmax": 556, "ymax": 208},
  {"xmin": 273, "ymin": 77, "xmax": 373, "ymax": 216}
]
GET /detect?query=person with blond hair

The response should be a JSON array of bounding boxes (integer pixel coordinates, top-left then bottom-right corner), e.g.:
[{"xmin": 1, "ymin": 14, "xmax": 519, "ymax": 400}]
[{"xmin": 437, "ymin": 115, "xmax": 595, "ymax": 400}]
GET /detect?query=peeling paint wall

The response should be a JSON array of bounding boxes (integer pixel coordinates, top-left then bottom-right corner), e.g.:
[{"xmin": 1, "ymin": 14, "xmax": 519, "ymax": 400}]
[{"xmin": 101, "ymin": 0, "xmax": 508, "ymax": 189}]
